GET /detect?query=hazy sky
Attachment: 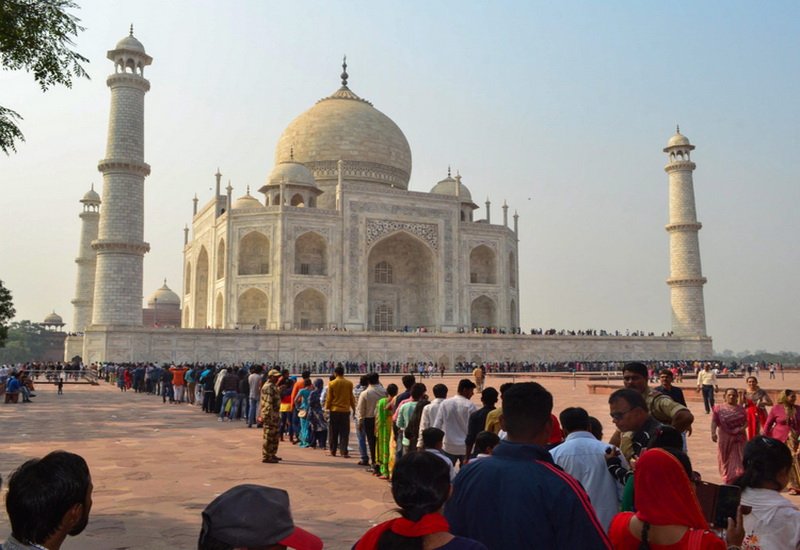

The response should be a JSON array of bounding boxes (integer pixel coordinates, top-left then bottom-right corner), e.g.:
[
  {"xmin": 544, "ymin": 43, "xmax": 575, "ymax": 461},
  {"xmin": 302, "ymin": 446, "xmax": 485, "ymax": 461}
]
[{"xmin": 2, "ymin": 1, "xmax": 798, "ymax": 354}]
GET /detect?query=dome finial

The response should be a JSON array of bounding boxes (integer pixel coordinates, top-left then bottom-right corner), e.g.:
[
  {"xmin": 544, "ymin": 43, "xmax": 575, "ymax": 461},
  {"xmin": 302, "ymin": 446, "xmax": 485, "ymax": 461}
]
[
  {"xmin": 447, "ymin": 165, "xmax": 451, "ymax": 178},
  {"xmin": 246, "ymin": 184, "xmax": 251, "ymax": 195},
  {"xmin": 341, "ymin": 55, "xmax": 348, "ymax": 87},
  {"xmin": 290, "ymin": 145, "xmax": 294, "ymax": 161},
  {"xmin": 676, "ymin": 124, "xmax": 681, "ymax": 134},
  {"xmin": 130, "ymin": 24, "xmax": 134, "ymax": 36}
]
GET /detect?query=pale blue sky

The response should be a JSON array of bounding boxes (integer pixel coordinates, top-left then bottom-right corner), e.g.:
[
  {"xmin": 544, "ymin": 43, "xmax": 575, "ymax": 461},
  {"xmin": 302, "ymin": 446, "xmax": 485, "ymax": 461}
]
[{"xmin": 2, "ymin": 1, "xmax": 798, "ymax": 353}]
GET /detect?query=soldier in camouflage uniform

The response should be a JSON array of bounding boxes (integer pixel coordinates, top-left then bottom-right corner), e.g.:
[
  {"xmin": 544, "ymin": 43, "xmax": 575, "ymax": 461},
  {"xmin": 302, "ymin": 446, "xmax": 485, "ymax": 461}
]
[{"xmin": 259, "ymin": 369, "xmax": 282, "ymax": 463}]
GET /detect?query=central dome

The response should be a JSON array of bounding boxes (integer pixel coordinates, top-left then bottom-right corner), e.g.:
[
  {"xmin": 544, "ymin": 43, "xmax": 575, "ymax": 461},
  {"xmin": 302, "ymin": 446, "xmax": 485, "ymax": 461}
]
[{"xmin": 275, "ymin": 79, "xmax": 412, "ymax": 189}]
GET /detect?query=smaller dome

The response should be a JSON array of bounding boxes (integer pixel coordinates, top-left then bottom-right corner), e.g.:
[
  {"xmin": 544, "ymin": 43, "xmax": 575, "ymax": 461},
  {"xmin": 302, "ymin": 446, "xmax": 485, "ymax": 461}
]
[
  {"xmin": 233, "ymin": 187, "xmax": 263, "ymax": 210},
  {"xmin": 267, "ymin": 161, "xmax": 317, "ymax": 187},
  {"xmin": 667, "ymin": 132, "xmax": 690, "ymax": 148},
  {"xmin": 43, "ymin": 311, "xmax": 63, "ymax": 325},
  {"xmin": 81, "ymin": 184, "xmax": 101, "ymax": 204},
  {"xmin": 115, "ymin": 34, "xmax": 146, "ymax": 54},
  {"xmin": 430, "ymin": 173, "xmax": 473, "ymax": 202},
  {"xmin": 147, "ymin": 280, "xmax": 181, "ymax": 307}
]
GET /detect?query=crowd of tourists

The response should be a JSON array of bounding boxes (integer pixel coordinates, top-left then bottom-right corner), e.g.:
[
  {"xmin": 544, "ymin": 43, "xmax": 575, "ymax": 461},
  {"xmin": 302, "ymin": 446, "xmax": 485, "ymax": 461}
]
[{"xmin": 3, "ymin": 359, "xmax": 799, "ymax": 549}]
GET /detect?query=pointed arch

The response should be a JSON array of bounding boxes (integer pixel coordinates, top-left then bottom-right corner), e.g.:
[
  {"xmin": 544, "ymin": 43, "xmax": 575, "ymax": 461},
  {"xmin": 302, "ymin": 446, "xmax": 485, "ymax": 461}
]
[
  {"xmin": 470, "ymin": 295, "xmax": 496, "ymax": 329},
  {"xmin": 295, "ymin": 231, "xmax": 327, "ymax": 275},
  {"xmin": 193, "ymin": 247, "xmax": 209, "ymax": 328},
  {"xmin": 185, "ymin": 261, "xmax": 192, "ymax": 294},
  {"xmin": 368, "ymin": 231, "xmax": 436, "ymax": 330},
  {"xmin": 237, "ymin": 288, "xmax": 269, "ymax": 328},
  {"xmin": 509, "ymin": 251, "xmax": 516, "ymax": 288},
  {"xmin": 293, "ymin": 288, "xmax": 326, "ymax": 329},
  {"xmin": 290, "ymin": 193, "xmax": 305, "ymax": 207},
  {"xmin": 238, "ymin": 231, "xmax": 270, "ymax": 275},
  {"xmin": 214, "ymin": 293, "xmax": 224, "ymax": 328},
  {"xmin": 216, "ymin": 239, "xmax": 225, "ymax": 279},
  {"xmin": 470, "ymin": 245, "xmax": 497, "ymax": 284}
]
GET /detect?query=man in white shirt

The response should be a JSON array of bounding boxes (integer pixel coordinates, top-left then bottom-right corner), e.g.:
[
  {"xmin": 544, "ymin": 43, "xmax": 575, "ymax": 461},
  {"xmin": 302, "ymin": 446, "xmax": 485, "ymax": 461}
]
[
  {"xmin": 696, "ymin": 363, "xmax": 719, "ymax": 414},
  {"xmin": 416, "ymin": 383, "xmax": 448, "ymax": 449},
  {"xmin": 550, "ymin": 407, "xmax": 623, "ymax": 531},
  {"xmin": 433, "ymin": 379, "xmax": 477, "ymax": 465}
]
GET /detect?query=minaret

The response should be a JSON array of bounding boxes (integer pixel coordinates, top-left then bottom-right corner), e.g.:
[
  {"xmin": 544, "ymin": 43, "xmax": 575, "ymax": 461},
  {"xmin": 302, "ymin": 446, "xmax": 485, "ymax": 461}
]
[
  {"xmin": 91, "ymin": 28, "xmax": 153, "ymax": 326},
  {"xmin": 663, "ymin": 127, "xmax": 707, "ymax": 336},
  {"xmin": 71, "ymin": 185, "xmax": 101, "ymax": 331}
]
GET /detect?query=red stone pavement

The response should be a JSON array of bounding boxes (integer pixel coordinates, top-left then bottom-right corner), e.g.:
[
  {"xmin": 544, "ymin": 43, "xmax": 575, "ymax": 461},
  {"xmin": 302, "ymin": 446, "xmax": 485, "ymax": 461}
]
[{"xmin": 1, "ymin": 372, "xmax": 798, "ymax": 549}]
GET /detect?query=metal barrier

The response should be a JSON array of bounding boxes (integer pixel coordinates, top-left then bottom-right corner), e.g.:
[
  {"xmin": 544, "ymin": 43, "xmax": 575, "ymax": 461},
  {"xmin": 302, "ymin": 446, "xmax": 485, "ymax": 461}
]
[{"xmin": 25, "ymin": 369, "xmax": 99, "ymax": 385}]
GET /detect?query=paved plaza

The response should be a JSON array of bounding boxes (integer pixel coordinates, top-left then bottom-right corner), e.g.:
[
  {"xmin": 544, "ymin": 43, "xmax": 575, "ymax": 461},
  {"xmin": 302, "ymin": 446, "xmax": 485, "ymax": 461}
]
[{"xmin": 1, "ymin": 371, "xmax": 798, "ymax": 549}]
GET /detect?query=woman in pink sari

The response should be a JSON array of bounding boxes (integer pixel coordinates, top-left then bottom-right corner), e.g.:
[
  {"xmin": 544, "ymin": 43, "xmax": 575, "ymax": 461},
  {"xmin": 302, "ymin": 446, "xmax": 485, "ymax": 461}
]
[
  {"xmin": 741, "ymin": 376, "xmax": 772, "ymax": 440},
  {"xmin": 711, "ymin": 388, "xmax": 747, "ymax": 484}
]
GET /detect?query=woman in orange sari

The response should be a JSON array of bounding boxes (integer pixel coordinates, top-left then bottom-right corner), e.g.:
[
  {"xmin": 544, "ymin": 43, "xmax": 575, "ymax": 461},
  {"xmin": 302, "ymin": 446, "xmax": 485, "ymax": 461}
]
[{"xmin": 741, "ymin": 376, "xmax": 772, "ymax": 440}]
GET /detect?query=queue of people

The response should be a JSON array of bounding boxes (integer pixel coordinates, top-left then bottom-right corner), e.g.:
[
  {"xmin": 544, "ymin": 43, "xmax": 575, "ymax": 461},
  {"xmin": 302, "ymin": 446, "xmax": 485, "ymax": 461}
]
[{"xmin": 4, "ymin": 360, "xmax": 799, "ymax": 550}]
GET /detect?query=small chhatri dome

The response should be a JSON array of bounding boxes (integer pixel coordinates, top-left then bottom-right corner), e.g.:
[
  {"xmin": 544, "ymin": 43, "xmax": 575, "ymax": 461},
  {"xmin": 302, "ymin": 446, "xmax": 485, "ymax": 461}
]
[
  {"xmin": 44, "ymin": 311, "xmax": 63, "ymax": 325},
  {"xmin": 146, "ymin": 280, "xmax": 181, "ymax": 307},
  {"xmin": 115, "ymin": 25, "xmax": 146, "ymax": 54},
  {"xmin": 275, "ymin": 58, "xmax": 412, "ymax": 189},
  {"xmin": 430, "ymin": 169, "xmax": 474, "ymax": 202},
  {"xmin": 266, "ymin": 160, "xmax": 317, "ymax": 188},
  {"xmin": 666, "ymin": 126, "xmax": 692, "ymax": 149},
  {"xmin": 81, "ymin": 183, "xmax": 101, "ymax": 204},
  {"xmin": 232, "ymin": 186, "xmax": 263, "ymax": 209}
]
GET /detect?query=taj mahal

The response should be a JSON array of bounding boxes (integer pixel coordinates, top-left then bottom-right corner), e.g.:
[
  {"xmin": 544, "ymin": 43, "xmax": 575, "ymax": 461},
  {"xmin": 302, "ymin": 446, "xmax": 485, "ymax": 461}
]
[{"xmin": 64, "ymin": 30, "xmax": 712, "ymax": 364}]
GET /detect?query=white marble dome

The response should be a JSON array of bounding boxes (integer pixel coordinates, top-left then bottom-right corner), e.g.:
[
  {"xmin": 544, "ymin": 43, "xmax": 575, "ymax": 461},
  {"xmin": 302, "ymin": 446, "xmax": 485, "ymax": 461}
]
[
  {"xmin": 81, "ymin": 185, "xmax": 101, "ymax": 204},
  {"xmin": 666, "ymin": 131, "xmax": 691, "ymax": 148},
  {"xmin": 430, "ymin": 175, "xmax": 473, "ymax": 202},
  {"xmin": 115, "ymin": 34, "xmax": 146, "ymax": 53},
  {"xmin": 233, "ymin": 189, "xmax": 263, "ymax": 209},
  {"xmin": 267, "ymin": 160, "xmax": 317, "ymax": 187},
  {"xmin": 275, "ymin": 84, "xmax": 412, "ymax": 189},
  {"xmin": 146, "ymin": 281, "xmax": 180, "ymax": 307}
]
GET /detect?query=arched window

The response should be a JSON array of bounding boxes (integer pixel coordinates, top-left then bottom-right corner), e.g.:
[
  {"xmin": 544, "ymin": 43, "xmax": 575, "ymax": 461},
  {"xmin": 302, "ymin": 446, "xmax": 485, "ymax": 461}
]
[
  {"xmin": 294, "ymin": 232, "xmax": 327, "ymax": 275},
  {"xmin": 509, "ymin": 252, "xmax": 516, "ymax": 289},
  {"xmin": 470, "ymin": 245, "xmax": 497, "ymax": 284},
  {"xmin": 238, "ymin": 232, "xmax": 270, "ymax": 275},
  {"xmin": 375, "ymin": 261, "xmax": 393, "ymax": 284},
  {"xmin": 290, "ymin": 193, "xmax": 305, "ymax": 207}
]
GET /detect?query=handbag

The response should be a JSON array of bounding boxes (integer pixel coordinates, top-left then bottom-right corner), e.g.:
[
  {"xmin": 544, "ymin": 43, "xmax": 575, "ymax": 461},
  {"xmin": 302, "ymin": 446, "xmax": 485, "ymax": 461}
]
[{"xmin": 298, "ymin": 409, "xmax": 307, "ymax": 418}]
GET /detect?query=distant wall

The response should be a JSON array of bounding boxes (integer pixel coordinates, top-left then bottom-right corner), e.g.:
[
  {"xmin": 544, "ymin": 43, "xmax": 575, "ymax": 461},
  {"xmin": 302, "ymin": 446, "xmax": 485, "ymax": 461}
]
[{"xmin": 77, "ymin": 327, "xmax": 713, "ymax": 365}]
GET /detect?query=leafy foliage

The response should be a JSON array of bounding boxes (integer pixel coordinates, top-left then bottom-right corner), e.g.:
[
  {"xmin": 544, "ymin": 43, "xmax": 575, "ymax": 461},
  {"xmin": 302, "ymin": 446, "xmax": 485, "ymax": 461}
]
[
  {"xmin": 0, "ymin": 320, "xmax": 47, "ymax": 363},
  {"xmin": 0, "ymin": 280, "xmax": 16, "ymax": 347},
  {"xmin": 0, "ymin": 0, "xmax": 89, "ymax": 154}
]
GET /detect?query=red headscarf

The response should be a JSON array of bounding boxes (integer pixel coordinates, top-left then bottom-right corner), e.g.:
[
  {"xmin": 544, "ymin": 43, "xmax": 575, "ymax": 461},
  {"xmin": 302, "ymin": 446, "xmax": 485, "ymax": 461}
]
[
  {"xmin": 634, "ymin": 448, "xmax": 708, "ymax": 530},
  {"xmin": 353, "ymin": 512, "xmax": 450, "ymax": 550}
]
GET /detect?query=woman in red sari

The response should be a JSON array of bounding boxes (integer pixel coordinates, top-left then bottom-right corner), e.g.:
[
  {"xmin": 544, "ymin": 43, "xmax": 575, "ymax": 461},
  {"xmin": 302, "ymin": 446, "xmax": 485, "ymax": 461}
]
[
  {"xmin": 741, "ymin": 376, "xmax": 772, "ymax": 440},
  {"xmin": 711, "ymin": 388, "xmax": 747, "ymax": 484},
  {"xmin": 609, "ymin": 448, "xmax": 734, "ymax": 549}
]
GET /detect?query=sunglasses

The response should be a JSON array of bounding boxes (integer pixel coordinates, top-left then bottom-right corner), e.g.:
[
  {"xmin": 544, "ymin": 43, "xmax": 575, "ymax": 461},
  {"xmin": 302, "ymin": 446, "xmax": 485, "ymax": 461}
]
[{"xmin": 610, "ymin": 409, "xmax": 631, "ymax": 420}]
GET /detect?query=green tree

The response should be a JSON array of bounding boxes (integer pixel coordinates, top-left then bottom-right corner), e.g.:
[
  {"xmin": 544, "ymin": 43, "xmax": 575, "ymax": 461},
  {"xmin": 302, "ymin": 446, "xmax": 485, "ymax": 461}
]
[
  {"xmin": 0, "ymin": 320, "xmax": 46, "ymax": 363},
  {"xmin": 0, "ymin": 280, "xmax": 15, "ymax": 347},
  {"xmin": 0, "ymin": 0, "xmax": 89, "ymax": 154}
]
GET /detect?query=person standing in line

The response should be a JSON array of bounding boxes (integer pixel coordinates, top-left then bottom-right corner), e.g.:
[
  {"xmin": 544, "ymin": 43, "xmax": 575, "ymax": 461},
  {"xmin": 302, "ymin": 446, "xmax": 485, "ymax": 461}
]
[
  {"xmin": 696, "ymin": 363, "xmax": 719, "ymax": 414},
  {"xmin": 484, "ymin": 383, "xmax": 514, "ymax": 434},
  {"xmin": 258, "ymin": 369, "xmax": 282, "ymax": 464},
  {"xmin": 464, "ymin": 387, "xmax": 498, "ymax": 461},
  {"xmin": 169, "ymin": 363, "xmax": 187, "ymax": 403},
  {"xmin": 416, "ymin": 383, "xmax": 448, "ymax": 449},
  {"xmin": 218, "ymin": 367, "xmax": 239, "ymax": 421},
  {"xmin": 353, "ymin": 375, "xmax": 370, "ymax": 465},
  {"xmin": 396, "ymin": 383, "xmax": 427, "ymax": 454},
  {"xmin": 325, "ymin": 364, "xmax": 356, "ymax": 458},
  {"xmin": 433, "ymin": 379, "xmax": 477, "ymax": 466},
  {"xmin": 550, "ymin": 407, "xmax": 622, "ymax": 531},
  {"xmin": 356, "ymin": 372, "xmax": 387, "ymax": 471},
  {"xmin": 246, "ymin": 366, "xmax": 263, "ymax": 428},
  {"xmin": 375, "ymin": 383, "xmax": 398, "ymax": 479},
  {"xmin": 472, "ymin": 364, "xmax": 485, "ymax": 393}
]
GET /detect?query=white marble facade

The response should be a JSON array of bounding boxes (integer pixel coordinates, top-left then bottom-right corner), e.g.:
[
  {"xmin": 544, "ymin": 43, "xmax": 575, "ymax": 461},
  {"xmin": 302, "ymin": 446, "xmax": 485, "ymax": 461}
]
[{"xmin": 182, "ymin": 63, "xmax": 520, "ymax": 333}]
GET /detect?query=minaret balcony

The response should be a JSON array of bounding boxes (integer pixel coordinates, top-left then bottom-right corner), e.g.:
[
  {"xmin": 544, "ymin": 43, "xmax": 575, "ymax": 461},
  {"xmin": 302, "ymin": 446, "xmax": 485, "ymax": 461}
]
[{"xmin": 665, "ymin": 222, "xmax": 702, "ymax": 232}]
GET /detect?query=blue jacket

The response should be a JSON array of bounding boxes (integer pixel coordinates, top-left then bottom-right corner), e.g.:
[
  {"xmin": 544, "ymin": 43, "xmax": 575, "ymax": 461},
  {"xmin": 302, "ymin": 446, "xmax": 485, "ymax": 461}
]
[{"xmin": 445, "ymin": 440, "xmax": 612, "ymax": 550}]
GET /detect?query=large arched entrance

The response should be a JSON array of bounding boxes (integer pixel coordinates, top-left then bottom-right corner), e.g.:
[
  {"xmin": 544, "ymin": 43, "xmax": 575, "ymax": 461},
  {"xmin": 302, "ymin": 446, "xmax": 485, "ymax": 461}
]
[
  {"xmin": 193, "ymin": 247, "xmax": 209, "ymax": 328},
  {"xmin": 470, "ymin": 295, "xmax": 496, "ymax": 330},
  {"xmin": 293, "ymin": 289, "xmax": 326, "ymax": 329},
  {"xmin": 237, "ymin": 288, "xmax": 269, "ymax": 329},
  {"xmin": 368, "ymin": 232, "xmax": 436, "ymax": 330}
]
